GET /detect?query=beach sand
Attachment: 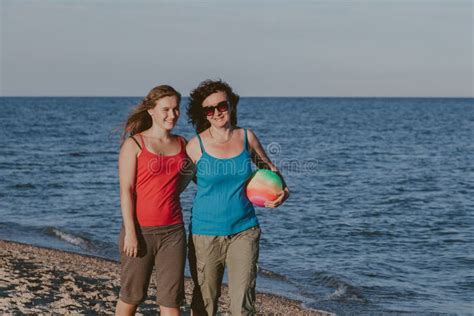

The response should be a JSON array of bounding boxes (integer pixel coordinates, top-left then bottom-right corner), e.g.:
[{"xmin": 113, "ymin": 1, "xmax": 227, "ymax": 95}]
[{"xmin": 0, "ymin": 240, "xmax": 333, "ymax": 315}]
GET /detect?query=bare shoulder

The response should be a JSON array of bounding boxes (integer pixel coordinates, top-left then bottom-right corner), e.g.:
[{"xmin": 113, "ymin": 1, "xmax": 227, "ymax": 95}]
[
  {"xmin": 246, "ymin": 128, "xmax": 257, "ymax": 138},
  {"xmin": 245, "ymin": 128, "xmax": 260, "ymax": 145},
  {"xmin": 186, "ymin": 135, "xmax": 199, "ymax": 149},
  {"xmin": 120, "ymin": 137, "xmax": 141, "ymax": 156},
  {"xmin": 197, "ymin": 129, "xmax": 210, "ymax": 141},
  {"xmin": 186, "ymin": 136, "xmax": 202, "ymax": 162},
  {"xmin": 231, "ymin": 127, "xmax": 247, "ymax": 139}
]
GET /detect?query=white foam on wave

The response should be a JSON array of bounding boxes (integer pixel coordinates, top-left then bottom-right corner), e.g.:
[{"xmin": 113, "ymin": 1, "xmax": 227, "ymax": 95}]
[
  {"xmin": 49, "ymin": 228, "xmax": 88, "ymax": 247},
  {"xmin": 328, "ymin": 285, "xmax": 348, "ymax": 299}
]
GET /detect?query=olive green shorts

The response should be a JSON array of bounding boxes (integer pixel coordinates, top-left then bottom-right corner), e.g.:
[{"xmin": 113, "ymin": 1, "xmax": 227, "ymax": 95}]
[
  {"xmin": 118, "ymin": 224, "xmax": 186, "ymax": 307},
  {"xmin": 189, "ymin": 226, "xmax": 261, "ymax": 316}
]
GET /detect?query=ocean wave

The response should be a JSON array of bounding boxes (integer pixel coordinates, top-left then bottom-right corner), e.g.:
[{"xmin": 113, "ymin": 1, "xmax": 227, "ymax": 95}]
[
  {"xmin": 44, "ymin": 227, "xmax": 95, "ymax": 250},
  {"xmin": 66, "ymin": 150, "xmax": 117, "ymax": 157},
  {"xmin": 313, "ymin": 272, "xmax": 367, "ymax": 303},
  {"xmin": 258, "ymin": 267, "xmax": 288, "ymax": 281},
  {"xmin": 46, "ymin": 183, "xmax": 65, "ymax": 189},
  {"xmin": 348, "ymin": 229, "xmax": 390, "ymax": 238},
  {"xmin": 68, "ymin": 152, "xmax": 87, "ymax": 157},
  {"xmin": 8, "ymin": 183, "xmax": 36, "ymax": 190}
]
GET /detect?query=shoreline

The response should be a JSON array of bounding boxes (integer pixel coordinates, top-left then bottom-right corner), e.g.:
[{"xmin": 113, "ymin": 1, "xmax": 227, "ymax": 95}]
[{"xmin": 0, "ymin": 239, "xmax": 334, "ymax": 315}]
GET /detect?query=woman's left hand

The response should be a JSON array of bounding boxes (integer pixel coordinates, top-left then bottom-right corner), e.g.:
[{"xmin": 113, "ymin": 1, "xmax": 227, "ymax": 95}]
[{"xmin": 264, "ymin": 187, "xmax": 290, "ymax": 208}]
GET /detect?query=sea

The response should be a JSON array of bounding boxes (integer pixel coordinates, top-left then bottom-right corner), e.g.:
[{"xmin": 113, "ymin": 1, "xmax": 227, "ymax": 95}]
[{"xmin": 0, "ymin": 97, "xmax": 473, "ymax": 315}]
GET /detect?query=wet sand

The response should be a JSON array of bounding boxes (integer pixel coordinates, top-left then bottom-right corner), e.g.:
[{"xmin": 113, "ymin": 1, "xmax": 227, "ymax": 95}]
[{"xmin": 0, "ymin": 240, "xmax": 333, "ymax": 315}]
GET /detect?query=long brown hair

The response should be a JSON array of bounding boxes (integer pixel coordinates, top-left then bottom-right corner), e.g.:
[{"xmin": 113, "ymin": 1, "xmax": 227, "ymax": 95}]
[{"xmin": 122, "ymin": 85, "xmax": 181, "ymax": 140}]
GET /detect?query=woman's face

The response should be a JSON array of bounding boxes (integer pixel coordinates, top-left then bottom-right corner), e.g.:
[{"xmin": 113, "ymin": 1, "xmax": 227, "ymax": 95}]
[
  {"xmin": 202, "ymin": 91, "xmax": 230, "ymax": 128},
  {"xmin": 148, "ymin": 95, "xmax": 180, "ymax": 131}
]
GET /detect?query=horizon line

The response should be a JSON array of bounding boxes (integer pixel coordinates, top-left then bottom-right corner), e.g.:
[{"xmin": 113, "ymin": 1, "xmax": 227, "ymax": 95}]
[{"xmin": 1, "ymin": 95, "xmax": 473, "ymax": 99}]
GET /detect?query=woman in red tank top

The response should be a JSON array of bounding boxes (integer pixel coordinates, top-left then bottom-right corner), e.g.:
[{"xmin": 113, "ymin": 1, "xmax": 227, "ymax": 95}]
[{"xmin": 115, "ymin": 85, "xmax": 191, "ymax": 316}]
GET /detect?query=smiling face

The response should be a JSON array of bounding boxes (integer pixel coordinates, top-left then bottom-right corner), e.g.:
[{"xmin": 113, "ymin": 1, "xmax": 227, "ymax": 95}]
[
  {"xmin": 202, "ymin": 91, "xmax": 230, "ymax": 128},
  {"xmin": 147, "ymin": 95, "xmax": 180, "ymax": 131}
]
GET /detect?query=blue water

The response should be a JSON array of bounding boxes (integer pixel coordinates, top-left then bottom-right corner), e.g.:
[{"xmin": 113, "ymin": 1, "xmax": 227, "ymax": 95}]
[{"xmin": 0, "ymin": 97, "xmax": 473, "ymax": 315}]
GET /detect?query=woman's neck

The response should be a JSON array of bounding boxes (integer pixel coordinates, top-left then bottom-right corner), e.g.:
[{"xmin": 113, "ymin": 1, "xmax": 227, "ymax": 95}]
[
  {"xmin": 208, "ymin": 125, "xmax": 233, "ymax": 143},
  {"xmin": 147, "ymin": 124, "xmax": 172, "ymax": 140}
]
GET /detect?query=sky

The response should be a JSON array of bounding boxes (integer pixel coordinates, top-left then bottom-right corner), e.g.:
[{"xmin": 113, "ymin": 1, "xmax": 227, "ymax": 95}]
[{"xmin": 1, "ymin": 0, "xmax": 473, "ymax": 97}]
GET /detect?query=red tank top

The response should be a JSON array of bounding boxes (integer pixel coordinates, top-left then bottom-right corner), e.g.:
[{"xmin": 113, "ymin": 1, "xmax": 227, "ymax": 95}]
[{"xmin": 134, "ymin": 134, "xmax": 186, "ymax": 227}]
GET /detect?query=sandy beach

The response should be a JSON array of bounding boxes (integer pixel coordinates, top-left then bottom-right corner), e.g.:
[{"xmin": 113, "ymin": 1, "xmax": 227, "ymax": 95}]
[{"xmin": 0, "ymin": 240, "xmax": 333, "ymax": 315}]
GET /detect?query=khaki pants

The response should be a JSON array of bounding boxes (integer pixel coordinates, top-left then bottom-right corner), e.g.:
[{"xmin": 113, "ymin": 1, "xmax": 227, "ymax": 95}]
[{"xmin": 189, "ymin": 226, "xmax": 261, "ymax": 316}]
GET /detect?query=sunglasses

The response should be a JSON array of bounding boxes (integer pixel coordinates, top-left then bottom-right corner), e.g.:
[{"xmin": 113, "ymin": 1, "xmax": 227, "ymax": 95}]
[{"xmin": 202, "ymin": 101, "xmax": 229, "ymax": 117}]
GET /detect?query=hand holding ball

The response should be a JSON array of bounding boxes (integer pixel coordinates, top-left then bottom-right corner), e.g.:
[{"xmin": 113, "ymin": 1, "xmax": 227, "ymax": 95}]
[{"xmin": 246, "ymin": 169, "xmax": 283, "ymax": 207}]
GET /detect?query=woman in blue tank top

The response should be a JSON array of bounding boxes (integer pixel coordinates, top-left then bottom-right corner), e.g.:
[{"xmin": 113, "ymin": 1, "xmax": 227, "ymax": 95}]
[{"xmin": 185, "ymin": 80, "xmax": 290, "ymax": 315}]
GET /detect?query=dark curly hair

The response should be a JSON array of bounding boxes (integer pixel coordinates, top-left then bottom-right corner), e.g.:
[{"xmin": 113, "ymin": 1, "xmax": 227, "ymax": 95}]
[{"xmin": 187, "ymin": 79, "xmax": 239, "ymax": 133}]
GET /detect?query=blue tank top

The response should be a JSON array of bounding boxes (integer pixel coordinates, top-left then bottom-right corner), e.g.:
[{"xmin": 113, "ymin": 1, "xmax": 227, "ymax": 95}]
[{"xmin": 191, "ymin": 128, "xmax": 259, "ymax": 236}]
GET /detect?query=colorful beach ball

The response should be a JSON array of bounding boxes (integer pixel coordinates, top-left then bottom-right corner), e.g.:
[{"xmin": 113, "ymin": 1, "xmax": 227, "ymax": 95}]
[{"xmin": 246, "ymin": 169, "xmax": 283, "ymax": 207}]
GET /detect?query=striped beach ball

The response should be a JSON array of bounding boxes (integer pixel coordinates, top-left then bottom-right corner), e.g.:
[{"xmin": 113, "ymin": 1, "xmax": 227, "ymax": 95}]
[{"xmin": 246, "ymin": 169, "xmax": 283, "ymax": 207}]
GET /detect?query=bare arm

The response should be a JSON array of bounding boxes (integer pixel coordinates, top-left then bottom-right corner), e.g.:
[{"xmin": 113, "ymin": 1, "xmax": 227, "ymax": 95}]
[
  {"xmin": 185, "ymin": 136, "xmax": 202, "ymax": 164},
  {"xmin": 247, "ymin": 129, "xmax": 290, "ymax": 208},
  {"xmin": 118, "ymin": 138, "xmax": 140, "ymax": 257},
  {"xmin": 178, "ymin": 137, "xmax": 196, "ymax": 192}
]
